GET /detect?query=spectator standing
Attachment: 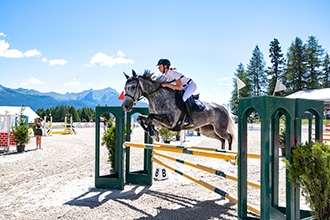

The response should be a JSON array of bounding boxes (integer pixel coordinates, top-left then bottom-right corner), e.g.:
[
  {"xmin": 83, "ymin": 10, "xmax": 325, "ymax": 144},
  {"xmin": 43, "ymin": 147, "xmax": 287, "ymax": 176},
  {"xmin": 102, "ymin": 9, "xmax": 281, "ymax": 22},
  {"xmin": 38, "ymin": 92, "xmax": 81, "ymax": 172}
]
[{"xmin": 35, "ymin": 118, "xmax": 43, "ymax": 149}]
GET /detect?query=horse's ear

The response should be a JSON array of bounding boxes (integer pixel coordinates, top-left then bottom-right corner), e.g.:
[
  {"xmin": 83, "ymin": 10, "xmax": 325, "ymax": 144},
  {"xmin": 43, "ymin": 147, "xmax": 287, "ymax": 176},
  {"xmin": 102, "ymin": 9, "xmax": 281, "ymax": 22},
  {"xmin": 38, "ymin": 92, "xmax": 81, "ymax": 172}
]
[
  {"xmin": 132, "ymin": 69, "xmax": 137, "ymax": 78},
  {"xmin": 123, "ymin": 72, "xmax": 129, "ymax": 79}
]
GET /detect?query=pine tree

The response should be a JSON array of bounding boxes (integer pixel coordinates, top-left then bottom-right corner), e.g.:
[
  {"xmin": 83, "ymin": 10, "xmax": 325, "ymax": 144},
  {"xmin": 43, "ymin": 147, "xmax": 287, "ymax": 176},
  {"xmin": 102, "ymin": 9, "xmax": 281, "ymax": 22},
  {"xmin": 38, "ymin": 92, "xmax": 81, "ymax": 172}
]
[
  {"xmin": 322, "ymin": 53, "xmax": 330, "ymax": 88},
  {"xmin": 230, "ymin": 63, "xmax": 249, "ymax": 115},
  {"xmin": 68, "ymin": 106, "xmax": 80, "ymax": 122},
  {"xmin": 267, "ymin": 38, "xmax": 285, "ymax": 95},
  {"xmin": 246, "ymin": 45, "xmax": 267, "ymax": 96},
  {"xmin": 36, "ymin": 108, "xmax": 47, "ymax": 119},
  {"xmin": 283, "ymin": 37, "xmax": 307, "ymax": 94},
  {"xmin": 79, "ymin": 107, "xmax": 95, "ymax": 122},
  {"xmin": 305, "ymin": 36, "xmax": 324, "ymax": 89}
]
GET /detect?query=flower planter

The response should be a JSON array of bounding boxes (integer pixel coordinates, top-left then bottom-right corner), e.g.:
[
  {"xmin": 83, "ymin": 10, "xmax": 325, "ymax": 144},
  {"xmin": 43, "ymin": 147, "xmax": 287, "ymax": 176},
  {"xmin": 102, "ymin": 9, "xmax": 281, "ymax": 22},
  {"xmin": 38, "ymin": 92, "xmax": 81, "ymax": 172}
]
[{"xmin": 16, "ymin": 145, "xmax": 25, "ymax": 153}]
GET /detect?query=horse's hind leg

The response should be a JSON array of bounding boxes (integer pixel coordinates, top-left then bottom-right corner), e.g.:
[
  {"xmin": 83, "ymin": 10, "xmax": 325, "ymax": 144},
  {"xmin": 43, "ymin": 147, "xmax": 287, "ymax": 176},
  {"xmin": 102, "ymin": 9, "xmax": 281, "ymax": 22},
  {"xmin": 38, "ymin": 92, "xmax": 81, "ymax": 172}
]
[
  {"xmin": 200, "ymin": 124, "xmax": 233, "ymax": 150},
  {"xmin": 214, "ymin": 128, "xmax": 233, "ymax": 151},
  {"xmin": 199, "ymin": 125, "xmax": 226, "ymax": 149},
  {"xmin": 226, "ymin": 134, "xmax": 233, "ymax": 150}
]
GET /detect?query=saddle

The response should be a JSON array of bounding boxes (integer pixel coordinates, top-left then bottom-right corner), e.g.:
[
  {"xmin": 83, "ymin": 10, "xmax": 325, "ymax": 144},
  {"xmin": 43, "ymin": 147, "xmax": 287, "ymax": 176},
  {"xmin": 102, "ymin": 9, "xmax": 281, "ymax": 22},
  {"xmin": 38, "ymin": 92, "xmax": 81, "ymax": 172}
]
[
  {"xmin": 175, "ymin": 90, "xmax": 205, "ymax": 112},
  {"xmin": 169, "ymin": 91, "xmax": 206, "ymax": 131}
]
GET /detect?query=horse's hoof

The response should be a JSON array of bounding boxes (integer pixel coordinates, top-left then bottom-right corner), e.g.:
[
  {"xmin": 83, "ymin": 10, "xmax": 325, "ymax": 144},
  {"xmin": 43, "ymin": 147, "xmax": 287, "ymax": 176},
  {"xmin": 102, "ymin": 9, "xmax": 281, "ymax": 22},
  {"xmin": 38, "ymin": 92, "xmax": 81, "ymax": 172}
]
[
  {"xmin": 229, "ymin": 160, "xmax": 236, "ymax": 166},
  {"xmin": 150, "ymin": 135, "xmax": 159, "ymax": 142},
  {"xmin": 150, "ymin": 131, "xmax": 160, "ymax": 142}
]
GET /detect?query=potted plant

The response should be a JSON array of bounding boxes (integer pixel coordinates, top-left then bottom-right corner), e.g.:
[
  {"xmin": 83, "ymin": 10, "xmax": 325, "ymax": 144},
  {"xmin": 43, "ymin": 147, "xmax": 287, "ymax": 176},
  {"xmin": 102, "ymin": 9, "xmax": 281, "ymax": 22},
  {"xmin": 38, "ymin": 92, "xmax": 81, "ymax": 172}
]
[
  {"xmin": 174, "ymin": 131, "xmax": 180, "ymax": 141},
  {"xmin": 158, "ymin": 127, "xmax": 176, "ymax": 143},
  {"xmin": 195, "ymin": 128, "xmax": 201, "ymax": 136},
  {"xmin": 12, "ymin": 105, "xmax": 30, "ymax": 153}
]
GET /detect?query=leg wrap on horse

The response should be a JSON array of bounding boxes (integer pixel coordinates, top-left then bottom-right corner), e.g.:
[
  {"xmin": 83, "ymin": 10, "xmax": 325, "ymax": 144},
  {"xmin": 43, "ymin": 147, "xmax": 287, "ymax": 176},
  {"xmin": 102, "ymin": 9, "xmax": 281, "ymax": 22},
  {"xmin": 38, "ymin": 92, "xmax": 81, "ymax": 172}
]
[{"xmin": 148, "ymin": 123, "xmax": 155, "ymax": 136}]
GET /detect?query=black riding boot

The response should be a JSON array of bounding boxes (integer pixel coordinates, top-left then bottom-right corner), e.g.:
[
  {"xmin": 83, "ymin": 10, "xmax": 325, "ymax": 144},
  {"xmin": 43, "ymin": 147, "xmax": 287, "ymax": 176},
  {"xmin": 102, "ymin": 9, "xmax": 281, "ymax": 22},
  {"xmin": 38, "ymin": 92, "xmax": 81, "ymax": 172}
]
[{"xmin": 184, "ymin": 101, "xmax": 194, "ymax": 125}]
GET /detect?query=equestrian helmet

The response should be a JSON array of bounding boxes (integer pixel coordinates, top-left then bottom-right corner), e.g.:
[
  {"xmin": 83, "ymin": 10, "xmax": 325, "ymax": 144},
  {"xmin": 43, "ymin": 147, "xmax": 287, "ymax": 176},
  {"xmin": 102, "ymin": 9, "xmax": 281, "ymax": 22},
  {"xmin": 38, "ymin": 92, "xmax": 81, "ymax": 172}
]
[{"xmin": 157, "ymin": 58, "xmax": 171, "ymax": 66}]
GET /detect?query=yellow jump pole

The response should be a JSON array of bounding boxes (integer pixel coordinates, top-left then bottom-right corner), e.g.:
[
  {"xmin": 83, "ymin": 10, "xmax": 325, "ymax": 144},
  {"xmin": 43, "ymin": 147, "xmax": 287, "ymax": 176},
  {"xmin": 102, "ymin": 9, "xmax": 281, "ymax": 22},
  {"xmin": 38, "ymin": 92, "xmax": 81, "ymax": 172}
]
[
  {"xmin": 124, "ymin": 142, "xmax": 236, "ymax": 161},
  {"xmin": 156, "ymin": 142, "xmax": 260, "ymax": 159},
  {"xmin": 152, "ymin": 157, "xmax": 260, "ymax": 216},
  {"xmin": 153, "ymin": 151, "xmax": 260, "ymax": 189},
  {"xmin": 124, "ymin": 142, "xmax": 260, "ymax": 160}
]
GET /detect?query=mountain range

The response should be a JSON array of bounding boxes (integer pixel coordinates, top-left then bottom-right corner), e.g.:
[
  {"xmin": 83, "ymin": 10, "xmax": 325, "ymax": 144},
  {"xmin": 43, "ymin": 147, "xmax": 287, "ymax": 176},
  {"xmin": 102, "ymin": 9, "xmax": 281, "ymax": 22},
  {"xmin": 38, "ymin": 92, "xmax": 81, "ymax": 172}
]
[{"xmin": 0, "ymin": 84, "xmax": 147, "ymax": 111}]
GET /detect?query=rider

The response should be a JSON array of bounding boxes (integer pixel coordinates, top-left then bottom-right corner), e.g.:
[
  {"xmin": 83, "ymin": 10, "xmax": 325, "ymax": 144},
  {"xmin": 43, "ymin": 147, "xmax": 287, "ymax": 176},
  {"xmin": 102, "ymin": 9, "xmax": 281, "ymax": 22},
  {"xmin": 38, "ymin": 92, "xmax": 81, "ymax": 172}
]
[{"xmin": 157, "ymin": 58, "xmax": 197, "ymax": 125}]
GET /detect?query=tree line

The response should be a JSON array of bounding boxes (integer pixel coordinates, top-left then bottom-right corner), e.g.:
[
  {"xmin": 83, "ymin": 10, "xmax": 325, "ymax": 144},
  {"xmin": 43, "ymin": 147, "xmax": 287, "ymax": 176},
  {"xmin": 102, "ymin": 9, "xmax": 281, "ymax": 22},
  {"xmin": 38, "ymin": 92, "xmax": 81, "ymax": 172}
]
[
  {"xmin": 36, "ymin": 105, "xmax": 97, "ymax": 122},
  {"xmin": 230, "ymin": 36, "xmax": 330, "ymax": 115}
]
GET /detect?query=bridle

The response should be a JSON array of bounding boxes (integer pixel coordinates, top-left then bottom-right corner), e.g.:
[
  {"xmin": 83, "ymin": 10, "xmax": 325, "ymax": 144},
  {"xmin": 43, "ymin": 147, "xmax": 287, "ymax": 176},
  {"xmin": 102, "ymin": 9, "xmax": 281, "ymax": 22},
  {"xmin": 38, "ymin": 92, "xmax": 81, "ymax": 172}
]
[
  {"xmin": 124, "ymin": 77, "xmax": 162, "ymax": 105},
  {"xmin": 124, "ymin": 78, "xmax": 141, "ymax": 105}
]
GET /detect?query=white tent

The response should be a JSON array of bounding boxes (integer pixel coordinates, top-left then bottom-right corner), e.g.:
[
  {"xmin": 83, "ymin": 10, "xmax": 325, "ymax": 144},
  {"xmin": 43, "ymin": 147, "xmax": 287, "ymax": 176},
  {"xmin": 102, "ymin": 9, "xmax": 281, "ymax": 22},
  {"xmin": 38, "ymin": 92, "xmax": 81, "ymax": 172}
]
[
  {"xmin": 286, "ymin": 88, "xmax": 330, "ymax": 108},
  {"xmin": 0, "ymin": 106, "xmax": 40, "ymax": 123}
]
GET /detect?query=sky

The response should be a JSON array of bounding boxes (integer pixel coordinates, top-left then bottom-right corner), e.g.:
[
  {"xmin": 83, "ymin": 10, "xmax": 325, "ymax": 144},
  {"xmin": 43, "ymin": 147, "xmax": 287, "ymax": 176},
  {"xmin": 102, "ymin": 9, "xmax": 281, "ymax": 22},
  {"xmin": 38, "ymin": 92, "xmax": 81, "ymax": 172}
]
[{"xmin": 1, "ymin": 1, "xmax": 330, "ymax": 105}]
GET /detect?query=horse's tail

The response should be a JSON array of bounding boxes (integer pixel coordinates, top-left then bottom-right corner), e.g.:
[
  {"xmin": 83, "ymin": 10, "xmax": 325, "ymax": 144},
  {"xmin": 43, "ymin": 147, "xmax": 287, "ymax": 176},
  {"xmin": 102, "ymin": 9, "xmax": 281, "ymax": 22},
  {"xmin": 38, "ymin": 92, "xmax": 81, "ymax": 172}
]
[{"xmin": 227, "ymin": 115, "xmax": 237, "ymax": 144}]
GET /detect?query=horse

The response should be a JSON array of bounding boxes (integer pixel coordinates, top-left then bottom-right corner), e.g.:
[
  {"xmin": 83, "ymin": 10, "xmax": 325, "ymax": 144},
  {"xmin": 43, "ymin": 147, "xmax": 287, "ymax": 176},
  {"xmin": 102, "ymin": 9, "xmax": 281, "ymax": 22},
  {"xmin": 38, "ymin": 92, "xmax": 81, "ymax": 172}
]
[{"xmin": 121, "ymin": 69, "xmax": 237, "ymax": 150}]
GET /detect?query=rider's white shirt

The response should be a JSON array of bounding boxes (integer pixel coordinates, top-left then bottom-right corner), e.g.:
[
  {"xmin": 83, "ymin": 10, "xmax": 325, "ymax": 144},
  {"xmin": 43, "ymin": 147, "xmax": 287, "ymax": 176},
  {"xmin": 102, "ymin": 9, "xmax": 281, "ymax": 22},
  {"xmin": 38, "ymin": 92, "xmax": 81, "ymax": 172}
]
[{"xmin": 165, "ymin": 69, "xmax": 191, "ymax": 89}]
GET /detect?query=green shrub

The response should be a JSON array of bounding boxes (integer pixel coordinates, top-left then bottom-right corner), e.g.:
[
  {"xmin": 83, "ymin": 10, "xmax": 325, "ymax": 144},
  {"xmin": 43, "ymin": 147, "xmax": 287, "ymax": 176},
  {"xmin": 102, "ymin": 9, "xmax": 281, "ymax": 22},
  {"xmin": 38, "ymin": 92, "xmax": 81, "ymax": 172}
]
[
  {"xmin": 158, "ymin": 127, "xmax": 177, "ymax": 143},
  {"xmin": 101, "ymin": 118, "xmax": 129, "ymax": 170},
  {"xmin": 12, "ymin": 105, "xmax": 30, "ymax": 146},
  {"xmin": 101, "ymin": 126, "xmax": 116, "ymax": 168},
  {"xmin": 283, "ymin": 142, "xmax": 330, "ymax": 219}
]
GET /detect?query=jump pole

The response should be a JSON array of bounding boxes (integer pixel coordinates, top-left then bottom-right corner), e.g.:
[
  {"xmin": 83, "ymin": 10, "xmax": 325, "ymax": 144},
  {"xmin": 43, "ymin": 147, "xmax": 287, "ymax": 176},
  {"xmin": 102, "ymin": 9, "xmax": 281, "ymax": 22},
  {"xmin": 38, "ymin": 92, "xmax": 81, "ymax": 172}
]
[
  {"xmin": 124, "ymin": 142, "xmax": 237, "ymax": 161},
  {"xmin": 152, "ymin": 156, "xmax": 260, "ymax": 216},
  {"xmin": 156, "ymin": 142, "xmax": 260, "ymax": 159},
  {"xmin": 153, "ymin": 151, "xmax": 260, "ymax": 189}
]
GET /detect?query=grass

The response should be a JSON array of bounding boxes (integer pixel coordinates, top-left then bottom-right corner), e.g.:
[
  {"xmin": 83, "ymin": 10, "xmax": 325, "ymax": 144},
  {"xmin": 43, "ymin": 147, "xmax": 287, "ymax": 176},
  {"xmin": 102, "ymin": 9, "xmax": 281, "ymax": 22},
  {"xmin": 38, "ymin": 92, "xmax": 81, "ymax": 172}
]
[{"xmin": 301, "ymin": 119, "xmax": 330, "ymax": 125}]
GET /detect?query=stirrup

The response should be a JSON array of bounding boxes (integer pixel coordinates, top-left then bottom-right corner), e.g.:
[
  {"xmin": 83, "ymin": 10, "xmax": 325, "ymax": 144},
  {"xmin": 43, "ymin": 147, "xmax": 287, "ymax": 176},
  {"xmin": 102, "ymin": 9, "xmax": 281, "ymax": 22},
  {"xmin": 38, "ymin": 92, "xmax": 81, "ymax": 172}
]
[{"xmin": 184, "ymin": 117, "xmax": 194, "ymax": 126}]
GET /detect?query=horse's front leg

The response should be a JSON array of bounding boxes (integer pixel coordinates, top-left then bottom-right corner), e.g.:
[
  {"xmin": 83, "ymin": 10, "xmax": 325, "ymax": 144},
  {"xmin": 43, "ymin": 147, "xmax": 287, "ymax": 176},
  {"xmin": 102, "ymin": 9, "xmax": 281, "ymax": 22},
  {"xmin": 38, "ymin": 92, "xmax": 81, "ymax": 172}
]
[
  {"xmin": 137, "ymin": 115, "xmax": 159, "ymax": 142},
  {"xmin": 137, "ymin": 115, "xmax": 149, "ymax": 132}
]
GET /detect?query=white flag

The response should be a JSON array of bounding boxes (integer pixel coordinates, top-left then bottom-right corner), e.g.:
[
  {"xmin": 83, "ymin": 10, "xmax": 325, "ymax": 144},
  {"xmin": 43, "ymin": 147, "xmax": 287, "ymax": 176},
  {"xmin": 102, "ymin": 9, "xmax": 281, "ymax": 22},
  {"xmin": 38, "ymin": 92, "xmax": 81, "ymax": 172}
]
[
  {"xmin": 274, "ymin": 79, "xmax": 286, "ymax": 93},
  {"xmin": 236, "ymin": 76, "xmax": 246, "ymax": 90}
]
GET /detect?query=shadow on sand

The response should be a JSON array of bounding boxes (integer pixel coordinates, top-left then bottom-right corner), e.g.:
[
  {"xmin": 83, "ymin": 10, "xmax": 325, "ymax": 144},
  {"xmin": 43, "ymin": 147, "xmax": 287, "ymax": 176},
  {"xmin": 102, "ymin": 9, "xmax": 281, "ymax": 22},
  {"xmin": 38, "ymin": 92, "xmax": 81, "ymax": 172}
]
[
  {"xmin": 0, "ymin": 148, "xmax": 38, "ymax": 155},
  {"xmin": 64, "ymin": 185, "xmax": 238, "ymax": 219}
]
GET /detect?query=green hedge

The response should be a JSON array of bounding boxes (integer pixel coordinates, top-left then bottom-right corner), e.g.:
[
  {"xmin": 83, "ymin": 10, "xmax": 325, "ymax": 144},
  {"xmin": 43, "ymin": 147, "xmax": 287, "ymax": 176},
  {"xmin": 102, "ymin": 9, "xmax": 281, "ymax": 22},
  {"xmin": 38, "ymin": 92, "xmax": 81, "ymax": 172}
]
[{"xmin": 284, "ymin": 142, "xmax": 330, "ymax": 219}]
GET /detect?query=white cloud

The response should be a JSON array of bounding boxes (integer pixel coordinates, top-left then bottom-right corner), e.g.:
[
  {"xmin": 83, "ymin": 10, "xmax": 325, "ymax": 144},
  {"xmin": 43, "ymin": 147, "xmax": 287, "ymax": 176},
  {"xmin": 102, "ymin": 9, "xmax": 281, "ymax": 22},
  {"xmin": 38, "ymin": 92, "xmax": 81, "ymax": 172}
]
[
  {"xmin": 21, "ymin": 77, "xmax": 45, "ymax": 85},
  {"xmin": 49, "ymin": 59, "xmax": 68, "ymax": 66},
  {"xmin": 116, "ymin": 50, "xmax": 125, "ymax": 57},
  {"xmin": 216, "ymin": 76, "xmax": 233, "ymax": 87},
  {"xmin": 84, "ymin": 50, "xmax": 133, "ymax": 67},
  {"xmin": 0, "ymin": 32, "xmax": 6, "ymax": 37},
  {"xmin": 0, "ymin": 39, "xmax": 41, "ymax": 58},
  {"xmin": 216, "ymin": 76, "xmax": 232, "ymax": 82},
  {"xmin": 24, "ymin": 49, "xmax": 41, "ymax": 57},
  {"xmin": 41, "ymin": 57, "xmax": 68, "ymax": 66},
  {"xmin": 64, "ymin": 78, "xmax": 81, "ymax": 86}
]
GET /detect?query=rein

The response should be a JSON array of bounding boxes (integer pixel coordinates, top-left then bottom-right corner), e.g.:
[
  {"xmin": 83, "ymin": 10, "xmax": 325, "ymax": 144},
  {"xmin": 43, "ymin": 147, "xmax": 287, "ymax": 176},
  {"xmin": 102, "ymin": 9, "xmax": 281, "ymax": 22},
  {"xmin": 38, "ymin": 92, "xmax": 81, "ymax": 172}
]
[
  {"xmin": 125, "ymin": 77, "xmax": 162, "ymax": 104},
  {"xmin": 143, "ymin": 84, "xmax": 162, "ymax": 99}
]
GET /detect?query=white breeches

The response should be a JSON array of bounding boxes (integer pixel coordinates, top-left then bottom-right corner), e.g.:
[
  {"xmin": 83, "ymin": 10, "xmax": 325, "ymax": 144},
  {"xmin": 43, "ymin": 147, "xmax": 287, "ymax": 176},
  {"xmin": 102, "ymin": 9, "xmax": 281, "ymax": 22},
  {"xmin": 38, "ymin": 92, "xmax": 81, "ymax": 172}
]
[{"xmin": 182, "ymin": 81, "xmax": 197, "ymax": 102}]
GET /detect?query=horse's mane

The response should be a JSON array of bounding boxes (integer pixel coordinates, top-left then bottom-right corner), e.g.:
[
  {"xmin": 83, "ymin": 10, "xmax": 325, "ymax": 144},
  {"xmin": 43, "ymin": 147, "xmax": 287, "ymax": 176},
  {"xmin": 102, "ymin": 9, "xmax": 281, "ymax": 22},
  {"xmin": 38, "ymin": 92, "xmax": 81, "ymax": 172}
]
[{"xmin": 140, "ymin": 69, "xmax": 170, "ymax": 84}]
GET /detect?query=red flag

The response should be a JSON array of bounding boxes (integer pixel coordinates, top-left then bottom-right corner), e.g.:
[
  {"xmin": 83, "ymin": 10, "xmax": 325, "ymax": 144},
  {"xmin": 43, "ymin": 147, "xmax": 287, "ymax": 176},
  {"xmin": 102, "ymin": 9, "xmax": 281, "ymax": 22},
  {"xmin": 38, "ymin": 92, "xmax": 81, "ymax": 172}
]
[{"xmin": 118, "ymin": 91, "xmax": 124, "ymax": 100}]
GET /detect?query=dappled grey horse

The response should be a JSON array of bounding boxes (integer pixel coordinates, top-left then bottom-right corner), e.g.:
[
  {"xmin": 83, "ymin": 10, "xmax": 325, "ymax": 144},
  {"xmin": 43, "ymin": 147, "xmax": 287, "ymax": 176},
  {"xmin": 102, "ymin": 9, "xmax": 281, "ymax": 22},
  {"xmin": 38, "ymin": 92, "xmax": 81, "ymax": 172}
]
[{"xmin": 121, "ymin": 70, "xmax": 236, "ymax": 150}]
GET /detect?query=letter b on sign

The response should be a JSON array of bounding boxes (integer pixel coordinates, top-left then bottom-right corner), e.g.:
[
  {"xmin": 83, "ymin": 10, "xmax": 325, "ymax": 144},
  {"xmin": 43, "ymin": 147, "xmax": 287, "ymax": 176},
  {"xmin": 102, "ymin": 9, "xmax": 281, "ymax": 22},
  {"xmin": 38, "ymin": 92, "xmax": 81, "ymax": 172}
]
[{"xmin": 154, "ymin": 167, "xmax": 168, "ymax": 180}]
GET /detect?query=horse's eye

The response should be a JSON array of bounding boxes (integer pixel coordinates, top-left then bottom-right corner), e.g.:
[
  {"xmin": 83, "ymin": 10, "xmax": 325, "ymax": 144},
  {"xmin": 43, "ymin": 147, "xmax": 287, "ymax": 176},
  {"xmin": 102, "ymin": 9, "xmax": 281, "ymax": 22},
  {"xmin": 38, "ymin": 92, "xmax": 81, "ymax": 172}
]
[{"xmin": 131, "ymin": 85, "xmax": 136, "ymax": 90}]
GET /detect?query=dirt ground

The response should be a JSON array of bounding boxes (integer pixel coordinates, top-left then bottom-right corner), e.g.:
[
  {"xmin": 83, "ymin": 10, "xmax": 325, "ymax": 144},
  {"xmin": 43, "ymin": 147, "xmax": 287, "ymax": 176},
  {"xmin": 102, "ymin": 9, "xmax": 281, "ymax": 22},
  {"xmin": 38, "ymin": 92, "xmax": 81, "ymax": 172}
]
[{"xmin": 0, "ymin": 125, "xmax": 310, "ymax": 220}]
